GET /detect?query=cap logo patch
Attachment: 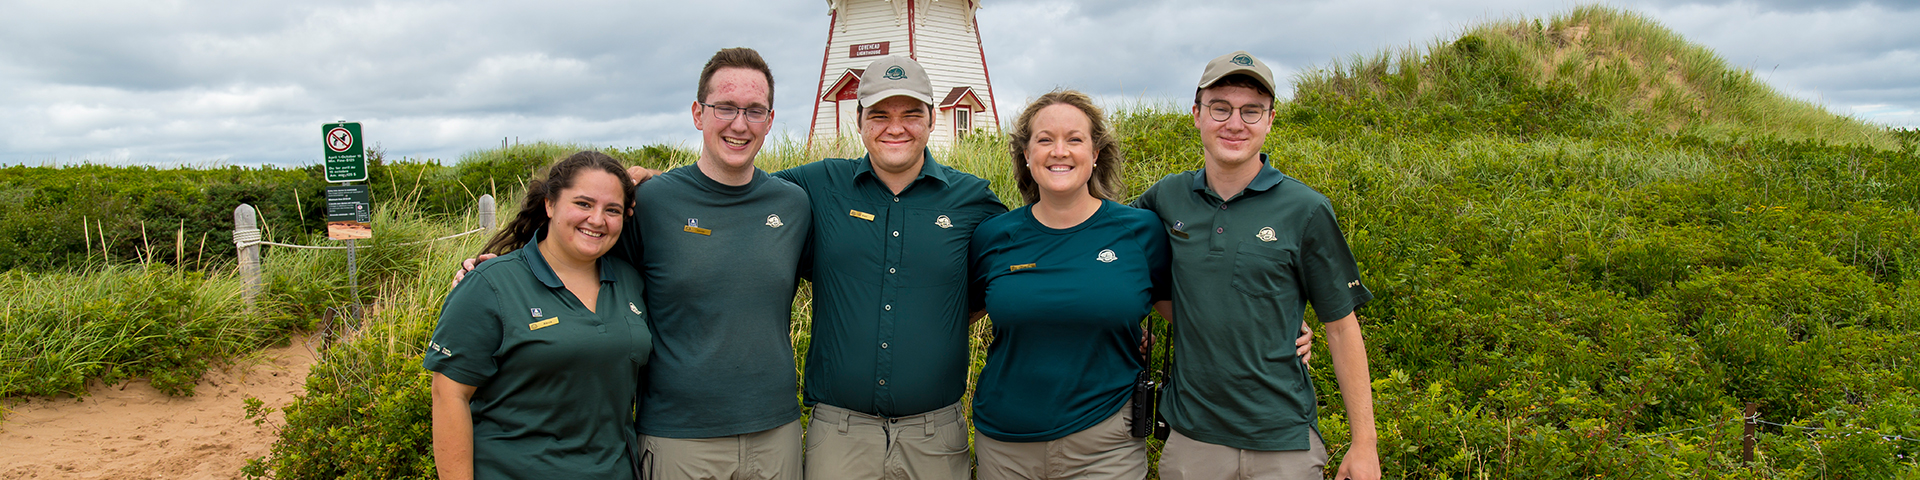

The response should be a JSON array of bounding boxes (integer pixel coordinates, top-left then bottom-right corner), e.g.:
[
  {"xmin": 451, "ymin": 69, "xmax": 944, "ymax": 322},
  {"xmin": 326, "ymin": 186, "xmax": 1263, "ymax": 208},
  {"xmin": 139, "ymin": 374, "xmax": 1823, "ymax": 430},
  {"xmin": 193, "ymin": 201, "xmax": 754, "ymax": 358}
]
[
  {"xmin": 1232, "ymin": 53, "xmax": 1254, "ymax": 66},
  {"xmin": 884, "ymin": 65, "xmax": 908, "ymax": 80},
  {"xmin": 766, "ymin": 214, "xmax": 784, "ymax": 228},
  {"xmin": 935, "ymin": 215, "xmax": 953, "ymax": 229},
  {"xmin": 1257, "ymin": 227, "xmax": 1278, "ymax": 242},
  {"xmin": 1097, "ymin": 249, "xmax": 1118, "ymax": 263}
]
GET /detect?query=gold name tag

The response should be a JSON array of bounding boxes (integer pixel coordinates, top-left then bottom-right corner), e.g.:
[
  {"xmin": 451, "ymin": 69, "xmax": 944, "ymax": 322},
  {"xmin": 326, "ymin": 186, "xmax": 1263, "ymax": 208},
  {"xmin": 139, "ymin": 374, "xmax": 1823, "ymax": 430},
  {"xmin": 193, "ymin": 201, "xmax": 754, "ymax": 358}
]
[
  {"xmin": 1170, "ymin": 228, "xmax": 1190, "ymax": 239},
  {"xmin": 849, "ymin": 210, "xmax": 875, "ymax": 221},
  {"xmin": 529, "ymin": 318, "xmax": 559, "ymax": 330},
  {"xmin": 683, "ymin": 225, "xmax": 712, "ymax": 236},
  {"xmin": 1009, "ymin": 263, "xmax": 1036, "ymax": 271}
]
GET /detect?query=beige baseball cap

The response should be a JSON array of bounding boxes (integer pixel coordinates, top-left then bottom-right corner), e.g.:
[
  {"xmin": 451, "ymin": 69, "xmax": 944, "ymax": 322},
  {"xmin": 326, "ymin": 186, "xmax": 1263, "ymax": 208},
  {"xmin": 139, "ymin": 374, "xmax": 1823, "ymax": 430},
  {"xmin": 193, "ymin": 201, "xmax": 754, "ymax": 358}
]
[
  {"xmin": 1198, "ymin": 51, "xmax": 1276, "ymax": 97},
  {"xmin": 857, "ymin": 56, "xmax": 934, "ymax": 108}
]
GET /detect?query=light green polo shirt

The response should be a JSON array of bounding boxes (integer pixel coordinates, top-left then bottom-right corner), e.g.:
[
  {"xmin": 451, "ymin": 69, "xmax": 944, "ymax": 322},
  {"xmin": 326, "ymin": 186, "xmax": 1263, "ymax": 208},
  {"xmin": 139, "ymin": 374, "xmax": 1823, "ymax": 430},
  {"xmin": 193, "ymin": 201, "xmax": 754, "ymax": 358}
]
[
  {"xmin": 1131, "ymin": 154, "xmax": 1374, "ymax": 452},
  {"xmin": 612, "ymin": 164, "xmax": 812, "ymax": 438},
  {"xmin": 773, "ymin": 150, "xmax": 1006, "ymax": 417},
  {"xmin": 424, "ymin": 236, "xmax": 651, "ymax": 479}
]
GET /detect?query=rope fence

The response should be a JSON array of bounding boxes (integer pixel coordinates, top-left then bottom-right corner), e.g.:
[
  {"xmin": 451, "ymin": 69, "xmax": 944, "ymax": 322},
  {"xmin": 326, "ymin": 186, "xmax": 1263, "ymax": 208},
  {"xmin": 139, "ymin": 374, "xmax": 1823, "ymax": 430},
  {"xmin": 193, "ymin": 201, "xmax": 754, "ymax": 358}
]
[
  {"xmin": 231, "ymin": 227, "xmax": 487, "ymax": 250},
  {"xmin": 230, "ymin": 194, "xmax": 495, "ymax": 303}
]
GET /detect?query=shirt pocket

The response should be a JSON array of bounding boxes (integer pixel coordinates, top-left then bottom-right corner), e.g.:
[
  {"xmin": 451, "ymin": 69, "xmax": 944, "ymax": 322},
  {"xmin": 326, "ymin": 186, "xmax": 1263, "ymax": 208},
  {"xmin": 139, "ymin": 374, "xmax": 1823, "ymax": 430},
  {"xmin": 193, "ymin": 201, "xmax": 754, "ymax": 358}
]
[{"xmin": 1231, "ymin": 242, "xmax": 1297, "ymax": 298}]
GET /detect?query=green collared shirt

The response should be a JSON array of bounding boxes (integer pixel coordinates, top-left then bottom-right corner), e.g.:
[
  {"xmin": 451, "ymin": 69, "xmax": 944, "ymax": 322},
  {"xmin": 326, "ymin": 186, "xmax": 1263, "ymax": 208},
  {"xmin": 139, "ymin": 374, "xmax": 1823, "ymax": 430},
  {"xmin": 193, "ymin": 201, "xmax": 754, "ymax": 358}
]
[
  {"xmin": 774, "ymin": 149, "xmax": 1006, "ymax": 417},
  {"xmin": 1131, "ymin": 154, "xmax": 1373, "ymax": 452},
  {"xmin": 424, "ymin": 236, "xmax": 651, "ymax": 479}
]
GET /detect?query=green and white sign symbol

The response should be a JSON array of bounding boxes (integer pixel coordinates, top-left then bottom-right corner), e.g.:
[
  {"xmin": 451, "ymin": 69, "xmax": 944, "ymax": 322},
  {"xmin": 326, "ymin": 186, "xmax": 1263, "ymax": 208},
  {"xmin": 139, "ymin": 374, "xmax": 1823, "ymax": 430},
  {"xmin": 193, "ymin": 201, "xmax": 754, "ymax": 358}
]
[{"xmin": 323, "ymin": 122, "xmax": 367, "ymax": 183}]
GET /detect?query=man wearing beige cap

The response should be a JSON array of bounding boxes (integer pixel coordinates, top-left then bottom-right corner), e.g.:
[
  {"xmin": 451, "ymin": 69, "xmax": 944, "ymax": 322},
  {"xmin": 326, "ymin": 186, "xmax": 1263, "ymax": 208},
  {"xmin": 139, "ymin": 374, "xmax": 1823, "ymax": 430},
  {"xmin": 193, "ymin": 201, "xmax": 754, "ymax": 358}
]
[
  {"xmin": 772, "ymin": 55, "xmax": 1006, "ymax": 480},
  {"xmin": 1132, "ymin": 50, "xmax": 1382, "ymax": 480}
]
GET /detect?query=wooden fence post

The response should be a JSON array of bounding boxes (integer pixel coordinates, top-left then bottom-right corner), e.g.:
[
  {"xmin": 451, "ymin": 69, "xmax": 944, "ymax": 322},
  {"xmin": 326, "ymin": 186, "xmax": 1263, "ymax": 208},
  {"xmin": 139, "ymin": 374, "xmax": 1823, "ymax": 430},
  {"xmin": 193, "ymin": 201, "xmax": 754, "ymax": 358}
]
[
  {"xmin": 234, "ymin": 204, "xmax": 262, "ymax": 303},
  {"xmin": 1742, "ymin": 402, "xmax": 1759, "ymax": 465},
  {"xmin": 478, "ymin": 194, "xmax": 496, "ymax": 231}
]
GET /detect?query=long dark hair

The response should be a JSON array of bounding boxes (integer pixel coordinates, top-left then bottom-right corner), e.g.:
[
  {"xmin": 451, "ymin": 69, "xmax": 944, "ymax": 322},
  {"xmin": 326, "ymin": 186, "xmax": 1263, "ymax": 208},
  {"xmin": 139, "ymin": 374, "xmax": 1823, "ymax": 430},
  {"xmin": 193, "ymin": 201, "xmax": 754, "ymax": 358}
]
[{"xmin": 478, "ymin": 150, "xmax": 633, "ymax": 256}]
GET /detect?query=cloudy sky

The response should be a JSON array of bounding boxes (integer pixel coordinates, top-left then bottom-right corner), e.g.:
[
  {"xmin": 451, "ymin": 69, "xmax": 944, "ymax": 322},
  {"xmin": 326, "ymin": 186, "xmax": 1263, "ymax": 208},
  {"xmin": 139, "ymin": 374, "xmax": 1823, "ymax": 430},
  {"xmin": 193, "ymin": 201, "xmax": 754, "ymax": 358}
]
[{"xmin": 2, "ymin": 0, "xmax": 1915, "ymax": 167}]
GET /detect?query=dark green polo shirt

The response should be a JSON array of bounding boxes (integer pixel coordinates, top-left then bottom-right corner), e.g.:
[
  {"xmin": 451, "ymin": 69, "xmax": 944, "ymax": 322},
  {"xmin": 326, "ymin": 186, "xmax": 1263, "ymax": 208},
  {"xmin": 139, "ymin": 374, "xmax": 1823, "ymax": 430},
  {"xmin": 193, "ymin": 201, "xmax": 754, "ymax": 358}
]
[
  {"xmin": 773, "ymin": 150, "xmax": 1005, "ymax": 417},
  {"xmin": 1131, "ymin": 154, "xmax": 1374, "ymax": 452},
  {"xmin": 968, "ymin": 200, "xmax": 1170, "ymax": 441},
  {"xmin": 612, "ymin": 165, "xmax": 811, "ymax": 438},
  {"xmin": 424, "ymin": 237, "xmax": 651, "ymax": 480}
]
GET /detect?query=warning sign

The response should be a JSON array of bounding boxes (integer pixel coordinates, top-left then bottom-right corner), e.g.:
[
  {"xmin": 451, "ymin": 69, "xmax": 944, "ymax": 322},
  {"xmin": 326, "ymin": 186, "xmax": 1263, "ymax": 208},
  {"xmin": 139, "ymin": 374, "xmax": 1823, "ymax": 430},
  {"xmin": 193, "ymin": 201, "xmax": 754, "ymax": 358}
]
[{"xmin": 323, "ymin": 122, "xmax": 366, "ymax": 183}]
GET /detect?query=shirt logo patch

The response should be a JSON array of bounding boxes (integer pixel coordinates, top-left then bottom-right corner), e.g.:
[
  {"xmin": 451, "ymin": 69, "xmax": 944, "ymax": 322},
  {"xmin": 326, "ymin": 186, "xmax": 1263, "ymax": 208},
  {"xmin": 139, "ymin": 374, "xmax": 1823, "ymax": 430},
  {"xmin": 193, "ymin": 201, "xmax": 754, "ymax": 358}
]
[
  {"xmin": 530, "ymin": 317, "xmax": 559, "ymax": 331},
  {"xmin": 1348, "ymin": 280, "xmax": 1362, "ymax": 288},
  {"xmin": 766, "ymin": 214, "xmax": 784, "ymax": 228},
  {"xmin": 1257, "ymin": 227, "xmax": 1278, "ymax": 242},
  {"xmin": 1170, "ymin": 220, "xmax": 1190, "ymax": 239},
  {"xmin": 935, "ymin": 215, "xmax": 953, "ymax": 229},
  {"xmin": 429, "ymin": 341, "xmax": 454, "ymax": 357},
  {"xmin": 530, "ymin": 308, "xmax": 542, "ymax": 318},
  {"xmin": 630, "ymin": 302, "xmax": 642, "ymax": 315},
  {"xmin": 1097, "ymin": 249, "xmax": 1118, "ymax": 263}
]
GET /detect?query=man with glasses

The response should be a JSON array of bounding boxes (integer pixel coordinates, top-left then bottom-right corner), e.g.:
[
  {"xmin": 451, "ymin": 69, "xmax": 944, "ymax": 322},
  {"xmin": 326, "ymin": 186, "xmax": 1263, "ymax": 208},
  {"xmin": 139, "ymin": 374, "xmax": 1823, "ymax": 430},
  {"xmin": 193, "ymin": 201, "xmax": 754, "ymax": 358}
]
[{"xmin": 1132, "ymin": 51, "xmax": 1381, "ymax": 480}]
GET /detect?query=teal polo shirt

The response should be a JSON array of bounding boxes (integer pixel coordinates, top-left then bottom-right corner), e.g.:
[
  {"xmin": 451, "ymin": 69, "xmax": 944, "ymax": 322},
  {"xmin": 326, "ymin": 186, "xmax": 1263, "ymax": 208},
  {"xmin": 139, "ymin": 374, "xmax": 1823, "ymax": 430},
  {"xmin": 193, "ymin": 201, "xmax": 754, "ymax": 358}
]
[
  {"xmin": 773, "ymin": 150, "xmax": 1006, "ymax": 417},
  {"xmin": 424, "ymin": 236, "xmax": 651, "ymax": 479},
  {"xmin": 612, "ymin": 165, "xmax": 812, "ymax": 438},
  {"xmin": 967, "ymin": 200, "xmax": 1170, "ymax": 441},
  {"xmin": 1131, "ymin": 154, "xmax": 1374, "ymax": 452}
]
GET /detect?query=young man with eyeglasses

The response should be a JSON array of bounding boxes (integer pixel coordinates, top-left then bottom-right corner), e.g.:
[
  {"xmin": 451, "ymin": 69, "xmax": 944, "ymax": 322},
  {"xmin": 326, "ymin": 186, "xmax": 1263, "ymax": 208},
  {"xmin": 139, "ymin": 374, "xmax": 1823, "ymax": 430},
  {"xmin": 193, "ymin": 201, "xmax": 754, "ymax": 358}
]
[
  {"xmin": 618, "ymin": 47, "xmax": 811, "ymax": 480},
  {"xmin": 1132, "ymin": 51, "xmax": 1381, "ymax": 480}
]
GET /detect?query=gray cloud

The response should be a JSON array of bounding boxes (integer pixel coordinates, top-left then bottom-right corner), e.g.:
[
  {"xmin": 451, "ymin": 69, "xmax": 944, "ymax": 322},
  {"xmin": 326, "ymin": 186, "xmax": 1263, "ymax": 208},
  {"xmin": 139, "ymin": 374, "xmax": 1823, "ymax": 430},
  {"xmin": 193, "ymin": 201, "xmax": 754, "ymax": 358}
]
[{"xmin": 1, "ymin": 0, "xmax": 1912, "ymax": 167}]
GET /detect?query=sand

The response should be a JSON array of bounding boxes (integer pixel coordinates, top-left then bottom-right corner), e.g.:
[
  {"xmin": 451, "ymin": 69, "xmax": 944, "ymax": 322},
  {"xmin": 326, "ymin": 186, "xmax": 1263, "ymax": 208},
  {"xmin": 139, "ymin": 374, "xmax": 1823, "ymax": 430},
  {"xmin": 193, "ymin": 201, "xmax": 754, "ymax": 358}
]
[{"xmin": 0, "ymin": 336, "xmax": 319, "ymax": 480}]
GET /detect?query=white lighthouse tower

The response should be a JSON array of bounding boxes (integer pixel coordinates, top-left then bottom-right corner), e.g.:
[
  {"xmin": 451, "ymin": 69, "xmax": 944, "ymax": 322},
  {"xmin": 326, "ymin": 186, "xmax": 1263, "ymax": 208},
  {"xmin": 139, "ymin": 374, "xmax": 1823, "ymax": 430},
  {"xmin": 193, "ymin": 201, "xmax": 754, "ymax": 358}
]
[{"xmin": 808, "ymin": 0, "xmax": 1000, "ymax": 150}]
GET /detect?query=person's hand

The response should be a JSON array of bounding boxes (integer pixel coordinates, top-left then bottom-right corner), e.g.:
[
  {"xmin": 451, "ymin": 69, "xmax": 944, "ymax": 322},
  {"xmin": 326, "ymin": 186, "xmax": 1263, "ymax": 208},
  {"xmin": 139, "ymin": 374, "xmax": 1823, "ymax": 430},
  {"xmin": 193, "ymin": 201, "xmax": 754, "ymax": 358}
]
[
  {"xmin": 450, "ymin": 253, "xmax": 499, "ymax": 288},
  {"xmin": 626, "ymin": 166, "xmax": 663, "ymax": 187},
  {"xmin": 1297, "ymin": 321, "xmax": 1315, "ymax": 366},
  {"xmin": 1333, "ymin": 442, "xmax": 1380, "ymax": 480}
]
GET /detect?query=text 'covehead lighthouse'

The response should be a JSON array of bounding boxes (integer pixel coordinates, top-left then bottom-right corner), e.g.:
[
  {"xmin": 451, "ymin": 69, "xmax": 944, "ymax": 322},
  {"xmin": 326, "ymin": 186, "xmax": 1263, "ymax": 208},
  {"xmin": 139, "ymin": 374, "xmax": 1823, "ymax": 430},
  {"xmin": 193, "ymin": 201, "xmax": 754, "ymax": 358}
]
[{"xmin": 809, "ymin": 0, "xmax": 1000, "ymax": 150}]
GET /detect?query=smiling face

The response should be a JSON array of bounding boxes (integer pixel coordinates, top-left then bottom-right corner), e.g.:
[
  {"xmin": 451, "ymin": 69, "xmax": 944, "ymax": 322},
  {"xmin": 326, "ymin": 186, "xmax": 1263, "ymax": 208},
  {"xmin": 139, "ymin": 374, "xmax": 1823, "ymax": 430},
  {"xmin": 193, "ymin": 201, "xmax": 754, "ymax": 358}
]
[
  {"xmin": 692, "ymin": 67, "xmax": 774, "ymax": 174},
  {"xmin": 1192, "ymin": 84, "xmax": 1273, "ymax": 169},
  {"xmin": 860, "ymin": 95, "xmax": 932, "ymax": 177},
  {"xmin": 541, "ymin": 169, "xmax": 627, "ymax": 263},
  {"xmin": 1024, "ymin": 103, "xmax": 1098, "ymax": 203}
]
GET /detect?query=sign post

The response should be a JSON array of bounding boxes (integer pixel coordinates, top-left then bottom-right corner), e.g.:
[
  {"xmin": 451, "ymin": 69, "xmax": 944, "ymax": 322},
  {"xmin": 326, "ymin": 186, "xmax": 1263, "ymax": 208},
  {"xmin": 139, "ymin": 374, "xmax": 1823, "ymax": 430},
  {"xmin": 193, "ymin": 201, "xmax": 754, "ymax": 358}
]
[{"xmin": 323, "ymin": 121, "xmax": 368, "ymax": 330}]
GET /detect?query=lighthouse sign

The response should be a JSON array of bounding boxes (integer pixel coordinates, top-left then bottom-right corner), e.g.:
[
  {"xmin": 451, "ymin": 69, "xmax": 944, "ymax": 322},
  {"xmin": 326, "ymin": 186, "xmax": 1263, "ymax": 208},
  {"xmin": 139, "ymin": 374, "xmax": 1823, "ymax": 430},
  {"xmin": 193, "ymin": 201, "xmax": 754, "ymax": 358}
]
[{"xmin": 850, "ymin": 41, "xmax": 890, "ymax": 58}]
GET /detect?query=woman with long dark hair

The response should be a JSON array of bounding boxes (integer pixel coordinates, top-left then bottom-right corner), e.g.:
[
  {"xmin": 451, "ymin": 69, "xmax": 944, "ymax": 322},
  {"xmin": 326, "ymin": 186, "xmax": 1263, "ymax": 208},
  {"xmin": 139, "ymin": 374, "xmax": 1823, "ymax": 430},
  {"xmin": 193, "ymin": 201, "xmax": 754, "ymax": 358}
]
[{"xmin": 424, "ymin": 150, "xmax": 651, "ymax": 480}]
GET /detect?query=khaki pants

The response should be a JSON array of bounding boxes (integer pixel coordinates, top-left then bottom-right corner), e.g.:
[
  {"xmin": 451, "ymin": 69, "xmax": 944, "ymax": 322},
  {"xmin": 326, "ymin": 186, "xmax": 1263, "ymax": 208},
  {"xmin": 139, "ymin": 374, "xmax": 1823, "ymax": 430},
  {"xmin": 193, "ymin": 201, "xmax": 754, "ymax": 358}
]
[
  {"xmin": 639, "ymin": 419, "xmax": 803, "ymax": 480},
  {"xmin": 804, "ymin": 401, "xmax": 970, "ymax": 480},
  {"xmin": 973, "ymin": 401, "xmax": 1147, "ymax": 480},
  {"xmin": 1158, "ymin": 428, "xmax": 1327, "ymax": 480}
]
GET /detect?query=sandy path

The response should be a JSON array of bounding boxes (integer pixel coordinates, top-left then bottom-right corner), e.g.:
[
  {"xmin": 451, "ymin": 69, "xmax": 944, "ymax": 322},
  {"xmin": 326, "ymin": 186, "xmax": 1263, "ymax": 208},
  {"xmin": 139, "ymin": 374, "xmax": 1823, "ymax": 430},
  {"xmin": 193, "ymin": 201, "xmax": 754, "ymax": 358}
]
[{"xmin": 0, "ymin": 336, "xmax": 319, "ymax": 480}]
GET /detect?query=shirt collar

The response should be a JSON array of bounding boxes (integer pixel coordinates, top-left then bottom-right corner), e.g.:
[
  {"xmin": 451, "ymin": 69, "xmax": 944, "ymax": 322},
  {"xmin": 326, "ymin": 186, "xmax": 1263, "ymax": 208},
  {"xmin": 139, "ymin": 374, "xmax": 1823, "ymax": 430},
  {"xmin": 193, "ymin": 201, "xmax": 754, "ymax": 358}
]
[
  {"xmin": 1190, "ymin": 153, "xmax": 1284, "ymax": 196},
  {"xmin": 522, "ymin": 232, "xmax": 617, "ymax": 289},
  {"xmin": 853, "ymin": 148, "xmax": 952, "ymax": 187}
]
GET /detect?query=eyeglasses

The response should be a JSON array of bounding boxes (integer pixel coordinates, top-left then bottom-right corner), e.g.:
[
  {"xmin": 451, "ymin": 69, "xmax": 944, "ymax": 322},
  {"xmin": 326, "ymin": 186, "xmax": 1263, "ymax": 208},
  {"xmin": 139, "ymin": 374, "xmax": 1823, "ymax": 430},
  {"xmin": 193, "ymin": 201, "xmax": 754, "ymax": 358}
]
[
  {"xmin": 700, "ymin": 102, "xmax": 772, "ymax": 123},
  {"xmin": 1203, "ymin": 100, "xmax": 1270, "ymax": 124}
]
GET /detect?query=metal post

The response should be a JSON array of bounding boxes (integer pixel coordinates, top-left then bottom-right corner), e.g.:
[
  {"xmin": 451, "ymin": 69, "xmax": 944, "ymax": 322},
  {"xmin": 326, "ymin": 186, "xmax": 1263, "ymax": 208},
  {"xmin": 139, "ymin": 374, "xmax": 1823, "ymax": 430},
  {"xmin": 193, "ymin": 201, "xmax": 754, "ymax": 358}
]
[
  {"xmin": 233, "ymin": 204, "xmax": 262, "ymax": 303},
  {"xmin": 347, "ymin": 238, "xmax": 360, "ymax": 327},
  {"xmin": 1742, "ymin": 402, "xmax": 1758, "ymax": 465},
  {"xmin": 478, "ymin": 194, "xmax": 496, "ymax": 231}
]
